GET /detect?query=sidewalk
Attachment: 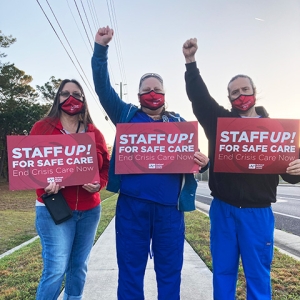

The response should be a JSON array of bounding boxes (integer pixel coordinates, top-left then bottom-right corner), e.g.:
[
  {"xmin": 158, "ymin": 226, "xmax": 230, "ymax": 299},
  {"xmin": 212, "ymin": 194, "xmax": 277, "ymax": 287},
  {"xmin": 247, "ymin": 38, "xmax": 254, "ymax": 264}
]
[{"xmin": 59, "ymin": 217, "xmax": 213, "ymax": 300}]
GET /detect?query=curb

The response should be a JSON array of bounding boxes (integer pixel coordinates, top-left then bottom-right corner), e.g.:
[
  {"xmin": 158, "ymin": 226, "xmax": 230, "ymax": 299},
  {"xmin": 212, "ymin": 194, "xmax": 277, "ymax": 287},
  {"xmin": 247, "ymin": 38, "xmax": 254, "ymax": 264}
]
[{"xmin": 0, "ymin": 236, "xmax": 40, "ymax": 260}]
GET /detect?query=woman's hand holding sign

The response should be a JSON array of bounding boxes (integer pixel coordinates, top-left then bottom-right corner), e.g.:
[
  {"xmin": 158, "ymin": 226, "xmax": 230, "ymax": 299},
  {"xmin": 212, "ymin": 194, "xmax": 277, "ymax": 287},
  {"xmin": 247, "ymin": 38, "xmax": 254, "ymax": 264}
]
[
  {"xmin": 82, "ymin": 182, "xmax": 101, "ymax": 193},
  {"xmin": 44, "ymin": 182, "xmax": 64, "ymax": 194}
]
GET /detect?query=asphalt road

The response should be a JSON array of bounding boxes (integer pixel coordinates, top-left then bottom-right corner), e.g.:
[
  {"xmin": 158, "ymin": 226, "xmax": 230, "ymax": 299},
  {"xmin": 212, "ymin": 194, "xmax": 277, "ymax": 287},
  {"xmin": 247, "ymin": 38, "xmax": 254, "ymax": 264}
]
[{"xmin": 196, "ymin": 181, "xmax": 300, "ymax": 236}]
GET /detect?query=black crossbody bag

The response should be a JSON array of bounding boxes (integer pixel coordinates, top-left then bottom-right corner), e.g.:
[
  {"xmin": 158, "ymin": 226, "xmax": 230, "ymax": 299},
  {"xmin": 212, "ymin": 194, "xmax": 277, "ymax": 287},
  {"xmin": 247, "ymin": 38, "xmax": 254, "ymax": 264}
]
[
  {"xmin": 40, "ymin": 122, "xmax": 81, "ymax": 224},
  {"xmin": 41, "ymin": 191, "xmax": 73, "ymax": 225}
]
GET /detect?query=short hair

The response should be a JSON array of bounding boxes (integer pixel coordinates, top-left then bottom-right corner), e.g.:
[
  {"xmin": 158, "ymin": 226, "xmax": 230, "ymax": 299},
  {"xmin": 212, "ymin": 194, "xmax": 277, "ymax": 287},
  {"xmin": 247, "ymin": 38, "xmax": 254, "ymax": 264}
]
[{"xmin": 227, "ymin": 74, "xmax": 256, "ymax": 96}]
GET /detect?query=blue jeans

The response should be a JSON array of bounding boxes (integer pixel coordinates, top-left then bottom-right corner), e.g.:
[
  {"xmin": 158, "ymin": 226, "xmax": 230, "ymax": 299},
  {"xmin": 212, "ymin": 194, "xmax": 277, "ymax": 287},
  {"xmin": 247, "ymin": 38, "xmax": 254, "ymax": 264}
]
[
  {"xmin": 116, "ymin": 194, "xmax": 185, "ymax": 300},
  {"xmin": 35, "ymin": 205, "xmax": 101, "ymax": 300},
  {"xmin": 209, "ymin": 198, "xmax": 274, "ymax": 300}
]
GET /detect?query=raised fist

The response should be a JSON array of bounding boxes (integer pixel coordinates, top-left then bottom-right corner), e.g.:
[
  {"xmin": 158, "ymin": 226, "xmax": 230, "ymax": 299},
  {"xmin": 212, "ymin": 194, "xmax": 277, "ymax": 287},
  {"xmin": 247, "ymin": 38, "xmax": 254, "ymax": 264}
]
[
  {"xmin": 182, "ymin": 38, "xmax": 198, "ymax": 61},
  {"xmin": 95, "ymin": 26, "xmax": 114, "ymax": 46}
]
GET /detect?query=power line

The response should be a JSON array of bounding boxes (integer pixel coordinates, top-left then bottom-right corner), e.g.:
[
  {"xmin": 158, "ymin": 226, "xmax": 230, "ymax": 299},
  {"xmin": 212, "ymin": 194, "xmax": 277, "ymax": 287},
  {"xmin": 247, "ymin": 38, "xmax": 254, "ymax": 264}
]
[
  {"xmin": 80, "ymin": 0, "xmax": 117, "ymax": 89},
  {"xmin": 106, "ymin": 0, "xmax": 122, "ymax": 80},
  {"xmin": 45, "ymin": 0, "xmax": 96, "ymax": 99},
  {"xmin": 110, "ymin": 0, "xmax": 127, "ymax": 83},
  {"xmin": 80, "ymin": 0, "xmax": 94, "ymax": 42},
  {"xmin": 66, "ymin": 0, "xmax": 91, "ymax": 55},
  {"xmin": 87, "ymin": 0, "xmax": 98, "ymax": 32},
  {"xmin": 66, "ymin": 0, "xmax": 116, "ymax": 87},
  {"xmin": 35, "ymin": 0, "xmax": 84, "ymax": 81},
  {"xmin": 90, "ymin": 0, "xmax": 101, "ymax": 27},
  {"xmin": 73, "ymin": 0, "xmax": 93, "ymax": 50},
  {"xmin": 35, "ymin": 0, "xmax": 115, "ymax": 129},
  {"xmin": 79, "ymin": 0, "xmax": 120, "ymax": 89},
  {"xmin": 37, "ymin": 0, "xmax": 126, "ymax": 128},
  {"xmin": 74, "ymin": 0, "xmax": 117, "ymax": 88},
  {"xmin": 106, "ymin": 0, "xmax": 128, "ymax": 99}
]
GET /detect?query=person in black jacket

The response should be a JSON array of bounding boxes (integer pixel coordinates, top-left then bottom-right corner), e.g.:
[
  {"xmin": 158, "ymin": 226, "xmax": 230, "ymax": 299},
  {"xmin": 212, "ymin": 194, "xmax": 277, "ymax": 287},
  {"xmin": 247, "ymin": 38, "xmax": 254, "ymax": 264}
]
[{"xmin": 182, "ymin": 37, "xmax": 300, "ymax": 300}]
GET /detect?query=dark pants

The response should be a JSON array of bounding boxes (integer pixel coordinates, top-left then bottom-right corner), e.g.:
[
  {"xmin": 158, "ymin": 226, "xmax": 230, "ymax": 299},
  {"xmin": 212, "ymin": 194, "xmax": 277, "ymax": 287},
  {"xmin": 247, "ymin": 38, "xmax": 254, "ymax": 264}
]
[{"xmin": 116, "ymin": 194, "xmax": 185, "ymax": 300}]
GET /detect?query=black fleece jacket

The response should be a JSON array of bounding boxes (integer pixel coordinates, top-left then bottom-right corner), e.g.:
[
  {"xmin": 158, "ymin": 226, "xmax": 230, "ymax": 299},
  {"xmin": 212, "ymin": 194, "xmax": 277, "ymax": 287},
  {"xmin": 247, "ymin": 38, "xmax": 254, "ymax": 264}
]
[{"xmin": 185, "ymin": 62, "xmax": 300, "ymax": 208}]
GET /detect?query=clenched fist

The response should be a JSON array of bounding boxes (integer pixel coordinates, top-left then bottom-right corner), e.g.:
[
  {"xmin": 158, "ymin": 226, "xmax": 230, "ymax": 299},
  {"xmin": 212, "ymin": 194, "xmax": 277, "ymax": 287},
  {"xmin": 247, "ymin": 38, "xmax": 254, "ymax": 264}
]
[
  {"xmin": 95, "ymin": 26, "xmax": 114, "ymax": 46},
  {"xmin": 182, "ymin": 38, "xmax": 198, "ymax": 63}
]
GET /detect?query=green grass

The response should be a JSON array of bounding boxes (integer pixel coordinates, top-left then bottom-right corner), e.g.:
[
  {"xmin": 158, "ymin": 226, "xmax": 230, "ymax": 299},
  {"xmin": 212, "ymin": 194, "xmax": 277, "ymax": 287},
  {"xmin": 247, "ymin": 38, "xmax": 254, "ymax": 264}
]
[
  {"xmin": 0, "ymin": 183, "xmax": 37, "ymax": 255},
  {"xmin": 0, "ymin": 211, "xmax": 36, "ymax": 254},
  {"xmin": 94, "ymin": 192, "xmax": 117, "ymax": 241},
  {"xmin": 0, "ymin": 188, "xmax": 117, "ymax": 300},
  {"xmin": 0, "ymin": 240, "xmax": 42, "ymax": 300}
]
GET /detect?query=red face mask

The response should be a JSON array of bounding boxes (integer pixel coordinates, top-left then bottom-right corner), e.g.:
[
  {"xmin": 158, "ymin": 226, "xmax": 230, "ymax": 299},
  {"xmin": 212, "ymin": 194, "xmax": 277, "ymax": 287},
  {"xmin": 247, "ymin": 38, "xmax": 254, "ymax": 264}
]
[
  {"xmin": 139, "ymin": 91, "xmax": 165, "ymax": 110},
  {"xmin": 59, "ymin": 96, "xmax": 84, "ymax": 115},
  {"xmin": 231, "ymin": 94, "xmax": 255, "ymax": 111}
]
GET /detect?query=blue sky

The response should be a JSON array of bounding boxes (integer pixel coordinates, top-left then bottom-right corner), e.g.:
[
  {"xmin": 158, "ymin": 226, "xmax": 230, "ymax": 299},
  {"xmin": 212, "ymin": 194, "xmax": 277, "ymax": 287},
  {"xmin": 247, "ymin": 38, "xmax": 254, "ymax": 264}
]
[{"xmin": 1, "ymin": 0, "xmax": 300, "ymax": 153}]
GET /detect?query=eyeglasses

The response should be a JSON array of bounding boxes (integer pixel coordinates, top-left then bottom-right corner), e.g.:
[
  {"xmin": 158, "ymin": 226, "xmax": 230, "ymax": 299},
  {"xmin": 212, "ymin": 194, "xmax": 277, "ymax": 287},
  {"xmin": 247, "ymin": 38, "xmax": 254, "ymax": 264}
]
[
  {"xmin": 139, "ymin": 73, "xmax": 163, "ymax": 87},
  {"xmin": 60, "ymin": 91, "xmax": 83, "ymax": 99}
]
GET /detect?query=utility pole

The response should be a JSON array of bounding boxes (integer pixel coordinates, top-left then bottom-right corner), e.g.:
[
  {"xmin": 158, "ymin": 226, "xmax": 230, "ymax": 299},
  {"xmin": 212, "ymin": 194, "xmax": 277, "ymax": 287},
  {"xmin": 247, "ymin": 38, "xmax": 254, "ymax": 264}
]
[
  {"xmin": 120, "ymin": 82, "xmax": 123, "ymax": 99},
  {"xmin": 116, "ymin": 82, "xmax": 126, "ymax": 99}
]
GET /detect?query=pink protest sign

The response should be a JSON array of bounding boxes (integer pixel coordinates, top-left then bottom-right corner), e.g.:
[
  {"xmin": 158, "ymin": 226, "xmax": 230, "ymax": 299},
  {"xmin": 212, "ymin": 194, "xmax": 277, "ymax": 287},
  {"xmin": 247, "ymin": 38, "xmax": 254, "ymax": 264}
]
[
  {"xmin": 7, "ymin": 132, "xmax": 99, "ymax": 190},
  {"xmin": 214, "ymin": 118, "xmax": 300, "ymax": 173},
  {"xmin": 115, "ymin": 121, "xmax": 199, "ymax": 174}
]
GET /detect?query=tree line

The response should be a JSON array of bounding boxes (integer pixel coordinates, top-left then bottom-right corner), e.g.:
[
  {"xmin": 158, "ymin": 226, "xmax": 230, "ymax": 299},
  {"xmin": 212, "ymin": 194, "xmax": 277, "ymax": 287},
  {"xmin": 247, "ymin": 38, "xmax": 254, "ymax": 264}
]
[{"xmin": 0, "ymin": 30, "xmax": 61, "ymax": 180}]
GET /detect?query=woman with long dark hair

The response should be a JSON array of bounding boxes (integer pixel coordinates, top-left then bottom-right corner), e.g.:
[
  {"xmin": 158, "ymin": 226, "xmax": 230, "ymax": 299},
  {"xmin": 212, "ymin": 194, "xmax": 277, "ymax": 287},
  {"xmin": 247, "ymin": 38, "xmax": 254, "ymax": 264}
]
[{"xmin": 30, "ymin": 79, "xmax": 110, "ymax": 300}]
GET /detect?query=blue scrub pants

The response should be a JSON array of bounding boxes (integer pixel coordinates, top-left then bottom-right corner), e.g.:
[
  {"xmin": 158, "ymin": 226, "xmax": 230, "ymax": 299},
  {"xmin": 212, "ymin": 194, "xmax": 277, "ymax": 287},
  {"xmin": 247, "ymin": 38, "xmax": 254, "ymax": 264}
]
[
  {"xmin": 209, "ymin": 198, "xmax": 274, "ymax": 300},
  {"xmin": 115, "ymin": 194, "xmax": 185, "ymax": 300}
]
